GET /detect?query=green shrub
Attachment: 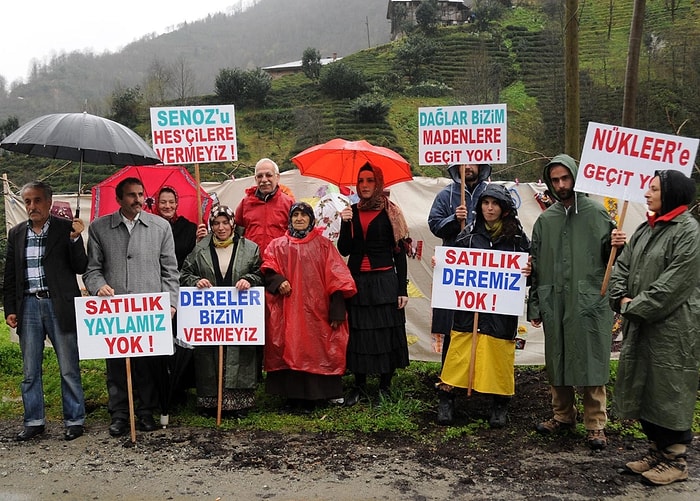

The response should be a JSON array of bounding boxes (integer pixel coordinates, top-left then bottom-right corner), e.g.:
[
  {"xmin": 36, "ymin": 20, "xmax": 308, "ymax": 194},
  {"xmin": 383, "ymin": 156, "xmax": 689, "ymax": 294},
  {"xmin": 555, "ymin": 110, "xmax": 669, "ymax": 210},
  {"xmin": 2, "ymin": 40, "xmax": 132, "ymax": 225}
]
[
  {"xmin": 349, "ymin": 93, "xmax": 391, "ymax": 122},
  {"xmin": 319, "ymin": 62, "xmax": 368, "ymax": 99},
  {"xmin": 404, "ymin": 80, "xmax": 453, "ymax": 97}
]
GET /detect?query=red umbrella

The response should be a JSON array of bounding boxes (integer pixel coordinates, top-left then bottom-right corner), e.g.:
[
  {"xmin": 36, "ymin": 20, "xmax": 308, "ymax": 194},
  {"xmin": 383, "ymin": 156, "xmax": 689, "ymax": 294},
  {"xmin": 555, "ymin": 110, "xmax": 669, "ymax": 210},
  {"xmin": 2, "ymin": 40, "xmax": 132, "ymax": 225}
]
[
  {"xmin": 291, "ymin": 138, "xmax": 413, "ymax": 188},
  {"xmin": 90, "ymin": 165, "xmax": 212, "ymax": 224}
]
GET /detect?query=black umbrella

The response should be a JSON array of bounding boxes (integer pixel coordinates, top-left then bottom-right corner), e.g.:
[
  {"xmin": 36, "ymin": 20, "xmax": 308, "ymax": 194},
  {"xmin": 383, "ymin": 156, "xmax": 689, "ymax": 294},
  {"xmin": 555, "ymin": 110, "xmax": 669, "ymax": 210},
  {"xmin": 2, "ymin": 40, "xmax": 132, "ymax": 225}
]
[{"xmin": 0, "ymin": 112, "xmax": 161, "ymax": 216}]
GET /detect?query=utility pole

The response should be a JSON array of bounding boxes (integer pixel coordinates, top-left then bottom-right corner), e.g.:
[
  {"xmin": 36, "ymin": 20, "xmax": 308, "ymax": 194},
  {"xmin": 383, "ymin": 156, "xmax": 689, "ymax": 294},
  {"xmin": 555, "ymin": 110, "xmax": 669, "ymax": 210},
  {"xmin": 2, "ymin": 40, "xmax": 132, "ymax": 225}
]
[{"xmin": 366, "ymin": 16, "xmax": 371, "ymax": 48}]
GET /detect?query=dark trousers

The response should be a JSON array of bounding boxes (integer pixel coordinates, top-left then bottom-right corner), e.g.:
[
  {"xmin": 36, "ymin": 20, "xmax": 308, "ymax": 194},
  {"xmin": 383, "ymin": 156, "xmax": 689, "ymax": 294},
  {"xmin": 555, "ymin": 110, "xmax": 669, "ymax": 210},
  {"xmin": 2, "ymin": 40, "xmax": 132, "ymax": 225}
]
[
  {"xmin": 640, "ymin": 419, "xmax": 693, "ymax": 450},
  {"xmin": 106, "ymin": 357, "xmax": 159, "ymax": 420}
]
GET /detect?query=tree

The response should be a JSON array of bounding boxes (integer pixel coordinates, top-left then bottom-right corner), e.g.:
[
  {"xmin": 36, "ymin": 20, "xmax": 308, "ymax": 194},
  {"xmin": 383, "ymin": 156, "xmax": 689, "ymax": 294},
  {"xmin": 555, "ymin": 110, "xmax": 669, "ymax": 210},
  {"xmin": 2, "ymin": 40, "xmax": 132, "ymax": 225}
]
[
  {"xmin": 215, "ymin": 68, "xmax": 248, "ymax": 106},
  {"xmin": 143, "ymin": 58, "xmax": 173, "ymax": 106},
  {"xmin": 393, "ymin": 34, "xmax": 438, "ymax": 84},
  {"xmin": 244, "ymin": 68, "xmax": 272, "ymax": 108},
  {"xmin": 108, "ymin": 86, "xmax": 143, "ymax": 129},
  {"xmin": 415, "ymin": 0, "xmax": 439, "ymax": 34},
  {"xmin": 319, "ymin": 62, "xmax": 367, "ymax": 99},
  {"xmin": 301, "ymin": 47, "xmax": 322, "ymax": 81},
  {"xmin": 170, "ymin": 55, "xmax": 196, "ymax": 104},
  {"xmin": 0, "ymin": 115, "xmax": 19, "ymax": 139}
]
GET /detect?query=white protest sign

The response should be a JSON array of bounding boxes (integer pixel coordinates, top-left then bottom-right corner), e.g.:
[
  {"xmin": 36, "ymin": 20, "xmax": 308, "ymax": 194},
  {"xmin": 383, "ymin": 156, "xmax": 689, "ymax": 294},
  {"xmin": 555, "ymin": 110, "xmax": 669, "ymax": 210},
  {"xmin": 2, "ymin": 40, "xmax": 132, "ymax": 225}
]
[
  {"xmin": 431, "ymin": 246, "xmax": 528, "ymax": 316},
  {"xmin": 75, "ymin": 292, "xmax": 173, "ymax": 360},
  {"xmin": 577, "ymin": 122, "xmax": 698, "ymax": 203},
  {"xmin": 150, "ymin": 105, "xmax": 238, "ymax": 165},
  {"xmin": 177, "ymin": 287, "xmax": 265, "ymax": 346},
  {"xmin": 418, "ymin": 104, "xmax": 507, "ymax": 165}
]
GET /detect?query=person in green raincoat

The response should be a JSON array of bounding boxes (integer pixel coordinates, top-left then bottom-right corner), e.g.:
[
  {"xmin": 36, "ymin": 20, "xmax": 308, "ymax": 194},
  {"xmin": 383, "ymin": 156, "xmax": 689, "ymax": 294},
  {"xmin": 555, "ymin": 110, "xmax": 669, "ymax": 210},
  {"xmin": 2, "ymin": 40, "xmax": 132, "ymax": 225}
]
[
  {"xmin": 180, "ymin": 205, "xmax": 263, "ymax": 417},
  {"xmin": 608, "ymin": 170, "xmax": 699, "ymax": 486},
  {"xmin": 527, "ymin": 153, "xmax": 624, "ymax": 450}
]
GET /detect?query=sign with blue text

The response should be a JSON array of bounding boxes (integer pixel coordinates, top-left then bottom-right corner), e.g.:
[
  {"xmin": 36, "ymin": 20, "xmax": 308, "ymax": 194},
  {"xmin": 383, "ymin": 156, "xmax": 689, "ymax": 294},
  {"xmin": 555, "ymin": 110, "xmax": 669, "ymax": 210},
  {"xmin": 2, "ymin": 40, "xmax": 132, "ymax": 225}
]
[
  {"xmin": 150, "ymin": 105, "xmax": 237, "ymax": 164},
  {"xmin": 418, "ymin": 104, "xmax": 507, "ymax": 165},
  {"xmin": 75, "ymin": 292, "xmax": 173, "ymax": 360},
  {"xmin": 177, "ymin": 287, "xmax": 265, "ymax": 346},
  {"xmin": 431, "ymin": 246, "xmax": 528, "ymax": 316}
]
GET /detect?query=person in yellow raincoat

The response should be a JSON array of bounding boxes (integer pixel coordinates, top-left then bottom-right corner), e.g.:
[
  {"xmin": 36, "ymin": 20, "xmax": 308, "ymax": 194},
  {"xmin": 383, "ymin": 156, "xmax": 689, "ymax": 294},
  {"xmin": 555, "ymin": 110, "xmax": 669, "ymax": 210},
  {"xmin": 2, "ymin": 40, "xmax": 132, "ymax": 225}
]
[{"xmin": 436, "ymin": 184, "xmax": 530, "ymax": 427}]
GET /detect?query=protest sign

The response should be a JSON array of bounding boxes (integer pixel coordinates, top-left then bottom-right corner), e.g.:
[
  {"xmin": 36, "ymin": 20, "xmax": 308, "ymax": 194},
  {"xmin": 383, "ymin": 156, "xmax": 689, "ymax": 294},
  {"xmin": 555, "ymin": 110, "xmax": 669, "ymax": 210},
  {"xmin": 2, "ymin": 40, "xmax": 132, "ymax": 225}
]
[
  {"xmin": 577, "ymin": 122, "xmax": 698, "ymax": 203},
  {"xmin": 177, "ymin": 286, "xmax": 265, "ymax": 346},
  {"xmin": 418, "ymin": 104, "xmax": 507, "ymax": 165},
  {"xmin": 431, "ymin": 246, "xmax": 528, "ymax": 316},
  {"xmin": 75, "ymin": 292, "xmax": 173, "ymax": 360},
  {"xmin": 150, "ymin": 105, "xmax": 238, "ymax": 165}
]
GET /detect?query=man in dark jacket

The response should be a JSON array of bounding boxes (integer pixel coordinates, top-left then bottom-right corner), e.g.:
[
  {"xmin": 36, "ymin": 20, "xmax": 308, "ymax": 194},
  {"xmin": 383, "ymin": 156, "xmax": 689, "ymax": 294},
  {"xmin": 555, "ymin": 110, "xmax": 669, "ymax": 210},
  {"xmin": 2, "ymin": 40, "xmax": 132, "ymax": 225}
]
[{"xmin": 4, "ymin": 181, "xmax": 87, "ymax": 441}]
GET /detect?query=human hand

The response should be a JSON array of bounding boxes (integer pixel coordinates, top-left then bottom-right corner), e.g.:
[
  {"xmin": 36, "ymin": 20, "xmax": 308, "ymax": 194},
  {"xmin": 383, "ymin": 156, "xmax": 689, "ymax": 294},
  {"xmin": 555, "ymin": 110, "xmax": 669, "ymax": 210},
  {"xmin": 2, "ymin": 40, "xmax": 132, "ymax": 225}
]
[
  {"xmin": 70, "ymin": 218, "xmax": 85, "ymax": 239},
  {"xmin": 340, "ymin": 207, "xmax": 352, "ymax": 222},
  {"xmin": 611, "ymin": 229, "xmax": 626, "ymax": 248},
  {"xmin": 620, "ymin": 297, "xmax": 633, "ymax": 306},
  {"xmin": 235, "ymin": 279, "xmax": 251, "ymax": 290},
  {"xmin": 278, "ymin": 280, "xmax": 292, "ymax": 296},
  {"xmin": 530, "ymin": 318, "xmax": 542, "ymax": 328},
  {"xmin": 398, "ymin": 296, "xmax": 408, "ymax": 309},
  {"xmin": 6, "ymin": 314, "xmax": 17, "ymax": 329},
  {"xmin": 171, "ymin": 306, "xmax": 176, "ymax": 319},
  {"xmin": 522, "ymin": 256, "xmax": 532, "ymax": 277},
  {"xmin": 431, "ymin": 255, "xmax": 436, "ymax": 268},
  {"xmin": 97, "ymin": 284, "xmax": 115, "ymax": 296},
  {"xmin": 196, "ymin": 224, "xmax": 208, "ymax": 241},
  {"xmin": 330, "ymin": 320, "xmax": 342, "ymax": 329},
  {"xmin": 196, "ymin": 278, "xmax": 212, "ymax": 288},
  {"xmin": 455, "ymin": 205, "xmax": 467, "ymax": 221}
]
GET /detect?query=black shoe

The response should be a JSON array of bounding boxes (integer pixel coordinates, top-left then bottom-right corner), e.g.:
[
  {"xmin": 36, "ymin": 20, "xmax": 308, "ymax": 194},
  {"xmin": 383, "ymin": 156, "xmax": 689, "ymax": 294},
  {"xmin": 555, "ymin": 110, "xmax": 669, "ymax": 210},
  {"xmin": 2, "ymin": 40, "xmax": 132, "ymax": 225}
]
[
  {"xmin": 489, "ymin": 397, "xmax": 509, "ymax": 429},
  {"xmin": 136, "ymin": 415, "xmax": 158, "ymax": 432},
  {"xmin": 436, "ymin": 391, "xmax": 454, "ymax": 425},
  {"xmin": 64, "ymin": 425, "xmax": 84, "ymax": 441},
  {"xmin": 344, "ymin": 388, "xmax": 364, "ymax": 407},
  {"xmin": 108, "ymin": 418, "xmax": 128, "ymax": 437},
  {"xmin": 15, "ymin": 425, "xmax": 45, "ymax": 441}
]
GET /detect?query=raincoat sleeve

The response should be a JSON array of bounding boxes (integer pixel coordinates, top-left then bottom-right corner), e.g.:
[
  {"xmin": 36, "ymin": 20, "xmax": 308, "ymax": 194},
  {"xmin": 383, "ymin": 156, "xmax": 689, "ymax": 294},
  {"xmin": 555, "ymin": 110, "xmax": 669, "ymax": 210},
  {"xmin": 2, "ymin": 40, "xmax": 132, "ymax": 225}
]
[
  {"xmin": 428, "ymin": 189, "xmax": 460, "ymax": 242},
  {"xmin": 526, "ymin": 219, "xmax": 541, "ymax": 321},
  {"xmin": 616, "ymin": 220, "xmax": 700, "ymax": 324}
]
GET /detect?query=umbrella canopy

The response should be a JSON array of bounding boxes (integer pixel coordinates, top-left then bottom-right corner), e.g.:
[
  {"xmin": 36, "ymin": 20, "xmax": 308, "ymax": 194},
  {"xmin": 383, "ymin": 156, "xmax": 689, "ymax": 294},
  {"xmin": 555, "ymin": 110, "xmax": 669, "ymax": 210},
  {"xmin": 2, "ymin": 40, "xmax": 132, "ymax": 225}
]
[
  {"xmin": 1, "ymin": 112, "xmax": 161, "ymax": 216},
  {"xmin": 291, "ymin": 138, "xmax": 413, "ymax": 188},
  {"xmin": 0, "ymin": 112, "xmax": 161, "ymax": 166},
  {"xmin": 91, "ymin": 165, "xmax": 212, "ymax": 225}
]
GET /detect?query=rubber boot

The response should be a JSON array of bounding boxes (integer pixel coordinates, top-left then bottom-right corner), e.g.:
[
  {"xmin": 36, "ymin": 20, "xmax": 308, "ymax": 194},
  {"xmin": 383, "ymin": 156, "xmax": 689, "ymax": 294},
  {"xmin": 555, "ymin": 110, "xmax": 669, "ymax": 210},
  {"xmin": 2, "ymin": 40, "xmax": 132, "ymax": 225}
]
[
  {"xmin": 489, "ymin": 395, "xmax": 510, "ymax": 428},
  {"xmin": 436, "ymin": 390, "xmax": 455, "ymax": 425}
]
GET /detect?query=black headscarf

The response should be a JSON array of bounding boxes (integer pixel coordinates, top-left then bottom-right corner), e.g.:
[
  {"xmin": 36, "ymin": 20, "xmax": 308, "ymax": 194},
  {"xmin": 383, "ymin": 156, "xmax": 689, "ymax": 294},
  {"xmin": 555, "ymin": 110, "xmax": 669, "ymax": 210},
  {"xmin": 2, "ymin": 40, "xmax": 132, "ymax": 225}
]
[
  {"xmin": 656, "ymin": 170, "xmax": 697, "ymax": 216},
  {"xmin": 288, "ymin": 202, "xmax": 315, "ymax": 238}
]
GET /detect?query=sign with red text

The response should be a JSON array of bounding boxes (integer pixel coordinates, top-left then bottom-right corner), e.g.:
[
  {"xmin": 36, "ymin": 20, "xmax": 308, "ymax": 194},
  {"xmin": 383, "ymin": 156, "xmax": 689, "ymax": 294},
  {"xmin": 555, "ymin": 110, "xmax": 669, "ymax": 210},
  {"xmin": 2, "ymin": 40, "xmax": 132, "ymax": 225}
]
[
  {"xmin": 177, "ymin": 287, "xmax": 265, "ymax": 346},
  {"xmin": 150, "ymin": 105, "xmax": 237, "ymax": 165},
  {"xmin": 431, "ymin": 246, "xmax": 528, "ymax": 316},
  {"xmin": 75, "ymin": 293, "xmax": 173, "ymax": 360},
  {"xmin": 418, "ymin": 104, "xmax": 507, "ymax": 165},
  {"xmin": 577, "ymin": 122, "xmax": 698, "ymax": 203}
]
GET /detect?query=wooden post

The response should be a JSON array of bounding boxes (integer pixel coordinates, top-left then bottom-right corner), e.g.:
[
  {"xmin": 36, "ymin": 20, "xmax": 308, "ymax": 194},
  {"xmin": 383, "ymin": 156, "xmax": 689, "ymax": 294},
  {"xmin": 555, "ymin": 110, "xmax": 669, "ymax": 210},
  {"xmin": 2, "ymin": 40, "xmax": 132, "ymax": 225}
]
[
  {"xmin": 460, "ymin": 165, "xmax": 466, "ymax": 231},
  {"xmin": 217, "ymin": 345, "xmax": 224, "ymax": 427},
  {"xmin": 600, "ymin": 200, "xmax": 628, "ymax": 295},
  {"xmin": 195, "ymin": 163, "xmax": 203, "ymax": 223},
  {"xmin": 126, "ymin": 358, "xmax": 137, "ymax": 443},
  {"xmin": 467, "ymin": 313, "xmax": 479, "ymax": 397}
]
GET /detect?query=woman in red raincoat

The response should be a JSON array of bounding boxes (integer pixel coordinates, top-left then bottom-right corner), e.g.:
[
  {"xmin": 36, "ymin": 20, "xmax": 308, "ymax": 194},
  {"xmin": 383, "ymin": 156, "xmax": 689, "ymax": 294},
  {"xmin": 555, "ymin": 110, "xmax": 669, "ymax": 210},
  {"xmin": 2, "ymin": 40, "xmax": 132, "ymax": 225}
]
[{"xmin": 262, "ymin": 202, "xmax": 357, "ymax": 412}]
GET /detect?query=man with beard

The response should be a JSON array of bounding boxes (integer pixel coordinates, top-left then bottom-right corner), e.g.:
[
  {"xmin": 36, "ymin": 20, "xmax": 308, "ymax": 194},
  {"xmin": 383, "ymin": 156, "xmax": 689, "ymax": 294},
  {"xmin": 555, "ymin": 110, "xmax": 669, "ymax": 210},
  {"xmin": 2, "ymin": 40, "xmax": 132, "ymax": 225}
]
[
  {"xmin": 83, "ymin": 177, "xmax": 179, "ymax": 437},
  {"xmin": 527, "ymin": 154, "xmax": 625, "ymax": 450}
]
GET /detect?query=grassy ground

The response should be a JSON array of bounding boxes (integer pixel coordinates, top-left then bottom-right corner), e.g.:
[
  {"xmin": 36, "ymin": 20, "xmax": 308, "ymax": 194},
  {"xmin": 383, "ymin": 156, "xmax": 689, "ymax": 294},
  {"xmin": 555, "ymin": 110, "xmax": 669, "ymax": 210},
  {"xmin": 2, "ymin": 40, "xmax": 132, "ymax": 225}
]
[{"xmin": 1, "ymin": 322, "xmax": 697, "ymax": 439}]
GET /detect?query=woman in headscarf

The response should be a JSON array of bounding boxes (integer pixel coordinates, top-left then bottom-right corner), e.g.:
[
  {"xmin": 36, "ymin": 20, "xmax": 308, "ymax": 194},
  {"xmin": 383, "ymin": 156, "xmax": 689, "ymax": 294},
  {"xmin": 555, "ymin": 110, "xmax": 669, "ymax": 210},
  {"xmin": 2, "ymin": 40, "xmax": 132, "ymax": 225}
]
[
  {"xmin": 262, "ymin": 202, "xmax": 356, "ymax": 412},
  {"xmin": 180, "ymin": 205, "xmax": 263, "ymax": 416},
  {"xmin": 155, "ymin": 186, "xmax": 206, "ymax": 269},
  {"xmin": 608, "ymin": 170, "xmax": 699, "ymax": 486},
  {"xmin": 434, "ymin": 184, "xmax": 531, "ymax": 427},
  {"xmin": 338, "ymin": 163, "xmax": 411, "ymax": 405}
]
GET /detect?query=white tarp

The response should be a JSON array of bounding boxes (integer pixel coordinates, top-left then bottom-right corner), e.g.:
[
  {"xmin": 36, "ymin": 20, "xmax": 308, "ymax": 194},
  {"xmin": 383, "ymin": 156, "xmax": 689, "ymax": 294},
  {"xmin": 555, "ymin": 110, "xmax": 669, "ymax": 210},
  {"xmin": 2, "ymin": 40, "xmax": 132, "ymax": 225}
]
[{"xmin": 3, "ymin": 170, "xmax": 648, "ymax": 364}]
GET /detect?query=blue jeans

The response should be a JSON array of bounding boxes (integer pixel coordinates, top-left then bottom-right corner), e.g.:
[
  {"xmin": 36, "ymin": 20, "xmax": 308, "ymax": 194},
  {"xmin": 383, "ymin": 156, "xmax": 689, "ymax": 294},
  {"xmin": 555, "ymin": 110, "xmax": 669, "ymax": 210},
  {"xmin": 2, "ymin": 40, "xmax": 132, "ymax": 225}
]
[{"xmin": 19, "ymin": 295, "xmax": 85, "ymax": 427}]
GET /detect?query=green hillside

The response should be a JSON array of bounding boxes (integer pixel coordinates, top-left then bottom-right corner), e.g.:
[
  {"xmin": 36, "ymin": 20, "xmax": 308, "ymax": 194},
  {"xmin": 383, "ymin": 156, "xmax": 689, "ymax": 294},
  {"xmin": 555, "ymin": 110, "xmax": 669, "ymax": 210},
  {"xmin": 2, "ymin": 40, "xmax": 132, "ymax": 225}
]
[{"xmin": 2, "ymin": 0, "xmax": 698, "ymax": 193}]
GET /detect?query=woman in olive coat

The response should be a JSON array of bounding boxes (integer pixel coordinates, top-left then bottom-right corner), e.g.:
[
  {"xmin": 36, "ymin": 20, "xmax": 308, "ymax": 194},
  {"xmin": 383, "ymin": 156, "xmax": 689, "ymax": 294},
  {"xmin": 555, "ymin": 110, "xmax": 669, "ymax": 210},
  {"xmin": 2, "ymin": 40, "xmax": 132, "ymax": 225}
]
[{"xmin": 608, "ymin": 170, "xmax": 699, "ymax": 486}]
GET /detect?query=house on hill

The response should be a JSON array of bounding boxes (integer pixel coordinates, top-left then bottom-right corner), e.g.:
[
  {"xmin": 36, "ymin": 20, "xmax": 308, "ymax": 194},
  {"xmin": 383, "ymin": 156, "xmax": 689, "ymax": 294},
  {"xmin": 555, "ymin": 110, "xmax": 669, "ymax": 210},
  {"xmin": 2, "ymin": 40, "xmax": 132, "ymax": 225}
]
[
  {"xmin": 262, "ymin": 54, "xmax": 341, "ymax": 79},
  {"xmin": 387, "ymin": 0, "xmax": 473, "ymax": 40}
]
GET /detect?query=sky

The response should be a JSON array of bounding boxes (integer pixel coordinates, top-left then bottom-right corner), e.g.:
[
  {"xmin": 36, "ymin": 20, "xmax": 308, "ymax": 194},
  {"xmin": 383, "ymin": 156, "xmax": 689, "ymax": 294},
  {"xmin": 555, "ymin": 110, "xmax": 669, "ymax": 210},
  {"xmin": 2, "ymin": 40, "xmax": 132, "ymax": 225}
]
[{"xmin": 1, "ymin": 1, "xmax": 252, "ymax": 85}]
